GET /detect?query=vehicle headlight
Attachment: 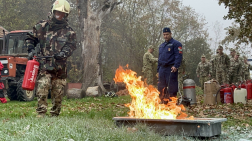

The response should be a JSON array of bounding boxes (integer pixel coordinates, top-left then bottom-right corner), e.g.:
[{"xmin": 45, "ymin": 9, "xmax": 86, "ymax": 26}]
[{"xmin": 4, "ymin": 70, "xmax": 8, "ymax": 74}]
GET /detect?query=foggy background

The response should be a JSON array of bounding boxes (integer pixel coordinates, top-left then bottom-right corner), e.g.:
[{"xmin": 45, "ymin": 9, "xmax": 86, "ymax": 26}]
[{"xmin": 0, "ymin": 0, "xmax": 243, "ymax": 85}]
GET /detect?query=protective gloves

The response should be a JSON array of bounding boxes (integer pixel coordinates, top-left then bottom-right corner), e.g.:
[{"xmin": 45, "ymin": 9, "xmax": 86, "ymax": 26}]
[
  {"xmin": 28, "ymin": 50, "xmax": 35, "ymax": 60},
  {"xmin": 54, "ymin": 52, "xmax": 66, "ymax": 60}
]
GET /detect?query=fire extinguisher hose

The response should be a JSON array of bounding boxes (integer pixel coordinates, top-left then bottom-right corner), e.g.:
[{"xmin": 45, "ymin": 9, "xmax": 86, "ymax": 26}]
[
  {"xmin": 34, "ymin": 56, "xmax": 54, "ymax": 59},
  {"xmin": 215, "ymin": 84, "xmax": 235, "ymax": 104},
  {"xmin": 215, "ymin": 86, "xmax": 225, "ymax": 104}
]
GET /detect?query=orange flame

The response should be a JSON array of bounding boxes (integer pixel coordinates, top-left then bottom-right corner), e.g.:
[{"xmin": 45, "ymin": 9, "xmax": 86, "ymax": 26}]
[{"xmin": 114, "ymin": 65, "xmax": 194, "ymax": 120}]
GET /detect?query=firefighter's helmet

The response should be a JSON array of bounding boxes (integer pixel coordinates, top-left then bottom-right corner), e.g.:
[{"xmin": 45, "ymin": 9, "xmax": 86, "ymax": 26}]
[{"xmin": 52, "ymin": 0, "xmax": 70, "ymax": 14}]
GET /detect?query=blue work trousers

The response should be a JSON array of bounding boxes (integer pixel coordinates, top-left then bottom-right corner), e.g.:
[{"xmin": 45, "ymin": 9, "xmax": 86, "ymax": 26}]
[{"xmin": 158, "ymin": 66, "xmax": 178, "ymax": 99}]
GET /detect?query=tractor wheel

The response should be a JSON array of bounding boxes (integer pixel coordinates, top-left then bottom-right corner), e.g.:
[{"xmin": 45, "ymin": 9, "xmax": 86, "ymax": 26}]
[
  {"xmin": 7, "ymin": 86, "xmax": 17, "ymax": 101},
  {"xmin": 16, "ymin": 77, "xmax": 35, "ymax": 101}
]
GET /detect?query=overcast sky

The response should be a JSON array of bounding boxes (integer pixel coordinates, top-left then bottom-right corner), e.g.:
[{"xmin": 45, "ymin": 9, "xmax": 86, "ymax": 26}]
[{"xmin": 180, "ymin": 0, "xmax": 234, "ymax": 50}]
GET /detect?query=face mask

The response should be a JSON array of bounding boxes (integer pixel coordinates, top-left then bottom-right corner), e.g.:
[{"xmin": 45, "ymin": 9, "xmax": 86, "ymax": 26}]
[{"xmin": 55, "ymin": 15, "xmax": 60, "ymax": 19}]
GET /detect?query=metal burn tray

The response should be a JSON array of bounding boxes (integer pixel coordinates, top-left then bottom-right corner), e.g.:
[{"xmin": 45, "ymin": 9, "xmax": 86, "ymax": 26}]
[{"xmin": 113, "ymin": 117, "xmax": 227, "ymax": 137}]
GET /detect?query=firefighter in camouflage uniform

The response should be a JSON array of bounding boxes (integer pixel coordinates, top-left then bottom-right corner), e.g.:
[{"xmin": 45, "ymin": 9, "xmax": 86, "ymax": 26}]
[
  {"xmin": 142, "ymin": 45, "xmax": 158, "ymax": 85},
  {"xmin": 228, "ymin": 53, "xmax": 242, "ymax": 84},
  {"xmin": 211, "ymin": 45, "xmax": 230, "ymax": 85},
  {"xmin": 210, "ymin": 50, "xmax": 218, "ymax": 80},
  {"xmin": 26, "ymin": 0, "xmax": 76, "ymax": 117},
  {"xmin": 242, "ymin": 56, "xmax": 252, "ymax": 81},
  {"xmin": 228, "ymin": 48, "xmax": 236, "ymax": 59},
  {"xmin": 196, "ymin": 54, "xmax": 211, "ymax": 90}
]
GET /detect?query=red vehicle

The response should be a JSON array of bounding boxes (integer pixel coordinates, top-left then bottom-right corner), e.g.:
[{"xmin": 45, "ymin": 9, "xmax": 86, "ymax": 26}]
[{"xmin": 0, "ymin": 28, "xmax": 36, "ymax": 101}]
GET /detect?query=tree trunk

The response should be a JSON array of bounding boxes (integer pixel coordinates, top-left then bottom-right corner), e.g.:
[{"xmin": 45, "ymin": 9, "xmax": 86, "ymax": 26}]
[
  {"xmin": 83, "ymin": 6, "xmax": 104, "ymax": 93},
  {"xmin": 78, "ymin": 0, "xmax": 121, "ymax": 95}
]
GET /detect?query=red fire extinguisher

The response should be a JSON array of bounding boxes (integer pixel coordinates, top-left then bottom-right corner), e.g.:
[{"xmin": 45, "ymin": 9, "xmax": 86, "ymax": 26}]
[
  {"xmin": 22, "ymin": 58, "xmax": 40, "ymax": 91},
  {"xmin": 218, "ymin": 84, "xmax": 234, "ymax": 104},
  {"xmin": 246, "ymin": 80, "xmax": 252, "ymax": 84},
  {"xmin": 246, "ymin": 81, "xmax": 252, "ymax": 100},
  {"xmin": 22, "ymin": 56, "xmax": 53, "ymax": 91},
  {"xmin": 223, "ymin": 86, "xmax": 233, "ymax": 104},
  {"xmin": 239, "ymin": 82, "xmax": 246, "ymax": 89}
]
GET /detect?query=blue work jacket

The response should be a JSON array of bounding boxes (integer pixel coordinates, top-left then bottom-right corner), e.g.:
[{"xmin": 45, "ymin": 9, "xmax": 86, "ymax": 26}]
[{"xmin": 157, "ymin": 38, "xmax": 183, "ymax": 72}]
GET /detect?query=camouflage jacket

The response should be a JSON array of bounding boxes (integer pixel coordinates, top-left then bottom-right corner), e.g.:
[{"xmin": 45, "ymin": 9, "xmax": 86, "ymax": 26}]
[
  {"xmin": 212, "ymin": 53, "xmax": 230, "ymax": 72},
  {"xmin": 242, "ymin": 63, "xmax": 252, "ymax": 80},
  {"xmin": 142, "ymin": 52, "xmax": 158, "ymax": 71},
  {"xmin": 178, "ymin": 58, "xmax": 185, "ymax": 75},
  {"xmin": 196, "ymin": 61, "xmax": 211, "ymax": 77},
  {"xmin": 210, "ymin": 55, "xmax": 217, "ymax": 77},
  {"xmin": 228, "ymin": 55, "xmax": 234, "ymax": 60},
  {"xmin": 27, "ymin": 20, "xmax": 76, "ymax": 79},
  {"xmin": 228, "ymin": 58, "xmax": 242, "ymax": 79}
]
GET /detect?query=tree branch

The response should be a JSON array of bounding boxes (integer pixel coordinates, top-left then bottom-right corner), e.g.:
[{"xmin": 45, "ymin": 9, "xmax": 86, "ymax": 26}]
[{"xmin": 97, "ymin": 0, "xmax": 122, "ymax": 19}]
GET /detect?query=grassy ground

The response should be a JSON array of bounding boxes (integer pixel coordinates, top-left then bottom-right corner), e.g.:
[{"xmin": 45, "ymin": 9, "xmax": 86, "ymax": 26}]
[
  {"xmin": 0, "ymin": 96, "xmax": 130, "ymax": 119},
  {"xmin": 0, "ymin": 96, "xmax": 192, "ymax": 141},
  {"xmin": 0, "ymin": 89, "xmax": 251, "ymax": 140}
]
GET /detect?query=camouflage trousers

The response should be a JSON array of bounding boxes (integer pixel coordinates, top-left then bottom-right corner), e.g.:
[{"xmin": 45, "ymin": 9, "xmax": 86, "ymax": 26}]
[
  {"xmin": 211, "ymin": 70, "xmax": 216, "ymax": 80},
  {"xmin": 199, "ymin": 76, "xmax": 209, "ymax": 90},
  {"xmin": 36, "ymin": 72, "xmax": 66, "ymax": 116},
  {"xmin": 143, "ymin": 69, "xmax": 154, "ymax": 85},
  {"xmin": 245, "ymin": 74, "xmax": 251, "ymax": 81},
  {"xmin": 216, "ymin": 71, "xmax": 227, "ymax": 85},
  {"xmin": 229, "ymin": 75, "xmax": 240, "ymax": 84},
  {"xmin": 178, "ymin": 73, "xmax": 184, "ymax": 94}
]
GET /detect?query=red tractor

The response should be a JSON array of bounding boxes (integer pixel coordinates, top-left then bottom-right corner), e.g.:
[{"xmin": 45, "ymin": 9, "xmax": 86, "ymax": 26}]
[{"xmin": 0, "ymin": 28, "xmax": 36, "ymax": 101}]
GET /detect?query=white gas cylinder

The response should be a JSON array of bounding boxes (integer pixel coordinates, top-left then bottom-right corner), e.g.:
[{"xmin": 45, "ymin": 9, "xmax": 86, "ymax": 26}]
[{"xmin": 234, "ymin": 88, "xmax": 247, "ymax": 104}]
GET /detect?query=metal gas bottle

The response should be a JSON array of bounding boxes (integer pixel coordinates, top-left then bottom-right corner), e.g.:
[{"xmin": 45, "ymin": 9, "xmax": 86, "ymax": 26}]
[
  {"xmin": 22, "ymin": 58, "xmax": 40, "ymax": 91},
  {"xmin": 183, "ymin": 79, "xmax": 196, "ymax": 105},
  {"xmin": 234, "ymin": 88, "xmax": 247, "ymax": 104},
  {"xmin": 246, "ymin": 81, "xmax": 252, "ymax": 100}
]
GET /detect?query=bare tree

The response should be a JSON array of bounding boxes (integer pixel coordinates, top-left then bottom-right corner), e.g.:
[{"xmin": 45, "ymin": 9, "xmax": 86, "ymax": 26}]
[
  {"xmin": 100, "ymin": 0, "xmax": 211, "ymax": 83},
  {"xmin": 212, "ymin": 21, "xmax": 223, "ymax": 54},
  {"xmin": 77, "ymin": 0, "xmax": 121, "ymax": 95}
]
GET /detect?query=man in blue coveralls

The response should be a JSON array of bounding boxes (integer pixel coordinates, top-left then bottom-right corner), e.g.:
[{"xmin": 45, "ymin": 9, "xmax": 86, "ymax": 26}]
[{"xmin": 157, "ymin": 27, "xmax": 183, "ymax": 104}]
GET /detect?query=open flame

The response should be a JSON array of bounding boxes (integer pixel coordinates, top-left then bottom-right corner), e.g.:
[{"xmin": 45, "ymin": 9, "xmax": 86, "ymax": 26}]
[{"xmin": 114, "ymin": 65, "xmax": 194, "ymax": 120}]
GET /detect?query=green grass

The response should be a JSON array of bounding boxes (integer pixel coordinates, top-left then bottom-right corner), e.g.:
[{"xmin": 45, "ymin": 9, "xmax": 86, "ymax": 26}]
[
  {"xmin": 0, "ymin": 95, "xmax": 249, "ymax": 140},
  {"xmin": 0, "ymin": 116, "xmax": 166, "ymax": 141},
  {"xmin": 3, "ymin": 116, "xmax": 230, "ymax": 141},
  {"xmin": 0, "ymin": 96, "xmax": 131, "ymax": 119},
  {"xmin": 0, "ymin": 96, "xmax": 192, "ymax": 140},
  {"xmin": 195, "ymin": 85, "xmax": 204, "ymax": 95}
]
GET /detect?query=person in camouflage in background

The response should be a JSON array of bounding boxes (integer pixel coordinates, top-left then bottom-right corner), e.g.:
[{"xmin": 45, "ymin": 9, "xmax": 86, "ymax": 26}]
[
  {"xmin": 142, "ymin": 45, "xmax": 158, "ymax": 85},
  {"xmin": 211, "ymin": 45, "xmax": 230, "ymax": 84},
  {"xmin": 228, "ymin": 53, "xmax": 242, "ymax": 84},
  {"xmin": 26, "ymin": 0, "xmax": 76, "ymax": 117},
  {"xmin": 178, "ymin": 58, "xmax": 186, "ymax": 94},
  {"xmin": 210, "ymin": 50, "xmax": 218, "ymax": 80},
  {"xmin": 196, "ymin": 54, "xmax": 211, "ymax": 90},
  {"xmin": 242, "ymin": 56, "xmax": 252, "ymax": 81},
  {"xmin": 229, "ymin": 48, "xmax": 236, "ymax": 59}
]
